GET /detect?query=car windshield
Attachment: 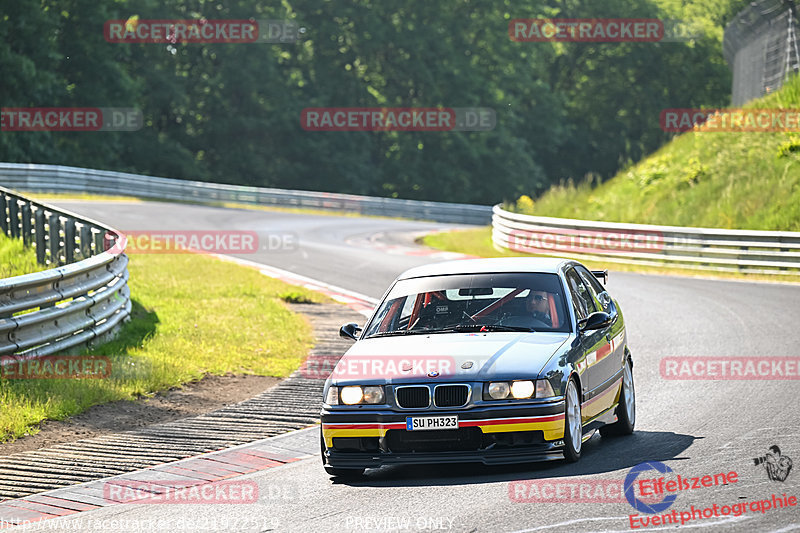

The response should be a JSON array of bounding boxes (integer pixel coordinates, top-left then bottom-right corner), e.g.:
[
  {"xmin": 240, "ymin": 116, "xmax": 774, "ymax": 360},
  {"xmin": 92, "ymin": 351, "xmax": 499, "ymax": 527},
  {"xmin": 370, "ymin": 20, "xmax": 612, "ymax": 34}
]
[{"xmin": 363, "ymin": 272, "xmax": 570, "ymax": 338}]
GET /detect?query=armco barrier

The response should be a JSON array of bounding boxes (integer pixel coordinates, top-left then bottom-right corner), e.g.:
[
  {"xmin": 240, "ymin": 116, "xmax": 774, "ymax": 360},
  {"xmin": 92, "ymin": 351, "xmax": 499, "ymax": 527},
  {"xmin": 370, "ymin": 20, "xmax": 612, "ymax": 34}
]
[
  {"xmin": 492, "ymin": 205, "xmax": 800, "ymax": 276},
  {"xmin": 0, "ymin": 163, "xmax": 492, "ymax": 225},
  {"xmin": 0, "ymin": 186, "xmax": 130, "ymax": 357},
  {"xmin": 4, "ymin": 163, "xmax": 798, "ymax": 277}
]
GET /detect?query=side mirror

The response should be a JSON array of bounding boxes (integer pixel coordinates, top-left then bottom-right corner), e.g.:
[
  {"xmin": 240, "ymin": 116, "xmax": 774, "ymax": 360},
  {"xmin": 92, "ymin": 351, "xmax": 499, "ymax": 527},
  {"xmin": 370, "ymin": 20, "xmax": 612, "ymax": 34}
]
[
  {"xmin": 339, "ymin": 323, "xmax": 362, "ymax": 340},
  {"xmin": 578, "ymin": 311, "xmax": 613, "ymax": 332}
]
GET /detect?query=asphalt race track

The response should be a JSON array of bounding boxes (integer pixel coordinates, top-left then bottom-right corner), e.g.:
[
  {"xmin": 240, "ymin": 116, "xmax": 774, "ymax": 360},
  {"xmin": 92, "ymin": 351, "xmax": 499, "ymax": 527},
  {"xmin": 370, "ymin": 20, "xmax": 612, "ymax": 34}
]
[{"xmin": 18, "ymin": 200, "xmax": 800, "ymax": 533}]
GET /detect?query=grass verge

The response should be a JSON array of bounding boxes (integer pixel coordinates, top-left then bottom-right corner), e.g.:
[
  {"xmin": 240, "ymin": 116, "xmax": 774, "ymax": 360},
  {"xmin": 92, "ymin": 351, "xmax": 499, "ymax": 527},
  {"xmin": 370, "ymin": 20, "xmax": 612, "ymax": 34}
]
[
  {"xmin": 23, "ymin": 192, "xmax": 142, "ymax": 203},
  {"xmin": 0, "ymin": 252, "xmax": 329, "ymax": 442},
  {"xmin": 0, "ymin": 234, "xmax": 46, "ymax": 278}
]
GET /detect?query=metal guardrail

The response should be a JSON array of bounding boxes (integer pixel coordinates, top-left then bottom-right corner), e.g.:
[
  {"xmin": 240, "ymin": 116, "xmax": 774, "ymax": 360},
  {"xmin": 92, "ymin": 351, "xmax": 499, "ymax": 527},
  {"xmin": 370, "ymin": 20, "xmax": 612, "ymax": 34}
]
[
  {"xmin": 0, "ymin": 186, "xmax": 130, "ymax": 357},
  {"xmin": 0, "ymin": 163, "xmax": 492, "ymax": 225},
  {"xmin": 492, "ymin": 205, "xmax": 800, "ymax": 276}
]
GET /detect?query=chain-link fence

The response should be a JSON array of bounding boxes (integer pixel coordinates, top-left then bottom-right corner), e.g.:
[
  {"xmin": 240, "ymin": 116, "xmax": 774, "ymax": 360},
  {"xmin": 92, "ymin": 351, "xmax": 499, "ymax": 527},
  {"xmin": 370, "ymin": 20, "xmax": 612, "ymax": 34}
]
[{"xmin": 724, "ymin": 0, "xmax": 800, "ymax": 105}]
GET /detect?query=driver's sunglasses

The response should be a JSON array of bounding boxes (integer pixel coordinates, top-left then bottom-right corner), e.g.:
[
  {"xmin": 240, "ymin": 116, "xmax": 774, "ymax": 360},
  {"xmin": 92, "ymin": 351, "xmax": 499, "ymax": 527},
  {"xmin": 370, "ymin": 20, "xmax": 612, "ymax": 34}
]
[{"xmin": 531, "ymin": 294, "xmax": 548, "ymax": 302}]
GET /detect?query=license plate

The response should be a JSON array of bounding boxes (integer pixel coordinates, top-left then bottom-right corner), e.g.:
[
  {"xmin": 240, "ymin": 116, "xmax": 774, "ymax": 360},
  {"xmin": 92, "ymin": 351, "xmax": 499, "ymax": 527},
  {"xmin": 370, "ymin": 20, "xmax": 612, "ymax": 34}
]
[{"xmin": 406, "ymin": 415, "xmax": 458, "ymax": 431}]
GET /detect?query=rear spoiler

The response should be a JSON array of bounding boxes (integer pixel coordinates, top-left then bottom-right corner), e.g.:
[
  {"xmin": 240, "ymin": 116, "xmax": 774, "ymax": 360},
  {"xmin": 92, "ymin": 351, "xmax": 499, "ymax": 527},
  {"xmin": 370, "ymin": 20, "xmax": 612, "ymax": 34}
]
[{"xmin": 592, "ymin": 270, "xmax": 608, "ymax": 285}]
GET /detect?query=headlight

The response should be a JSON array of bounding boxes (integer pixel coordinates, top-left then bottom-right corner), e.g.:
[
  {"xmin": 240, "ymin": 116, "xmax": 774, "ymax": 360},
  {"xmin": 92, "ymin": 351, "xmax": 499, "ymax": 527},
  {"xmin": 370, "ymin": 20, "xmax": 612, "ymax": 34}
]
[
  {"xmin": 341, "ymin": 386, "xmax": 364, "ymax": 405},
  {"xmin": 325, "ymin": 386, "xmax": 339, "ymax": 405},
  {"xmin": 332, "ymin": 385, "xmax": 385, "ymax": 406},
  {"xmin": 362, "ymin": 386, "xmax": 385, "ymax": 404},
  {"xmin": 488, "ymin": 382, "xmax": 510, "ymax": 399},
  {"xmin": 511, "ymin": 380, "xmax": 535, "ymax": 399},
  {"xmin": 486, "ymin": 379, "xmax": 551, "ymax": 400},
  {"xmin": 535, "ymin": 379, "xmax": 556, "ymax": 398}
]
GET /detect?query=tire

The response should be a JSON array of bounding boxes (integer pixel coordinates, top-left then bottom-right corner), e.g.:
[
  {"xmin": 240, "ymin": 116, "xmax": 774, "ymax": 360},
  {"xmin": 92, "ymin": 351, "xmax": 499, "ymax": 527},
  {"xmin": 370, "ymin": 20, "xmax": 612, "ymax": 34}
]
[
  {"xmin": 320, "ymin": 426, "xmax": 327, "ymax": 465},
  {"xmin": 600, "ymin": 358, "xmax": 636, "ymax": 438},
  {"xmin": 563, "ymin": 379, "xmax": 583, "ymax": 463}
]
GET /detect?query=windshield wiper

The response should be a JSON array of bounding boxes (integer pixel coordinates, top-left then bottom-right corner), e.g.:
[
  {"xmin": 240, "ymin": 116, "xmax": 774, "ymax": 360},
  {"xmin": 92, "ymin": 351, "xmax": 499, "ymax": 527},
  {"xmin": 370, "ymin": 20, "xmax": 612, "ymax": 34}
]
[
  {"xmin": 446, "ymin": 324, "xmax": 536, "ymax": 333},
  {"xmin": 366, "ymin": 324, "xmax": 534, "ymax": 338},
  {"xmin": 364, "ymin": 329, "xmax": 437, "ymax": 339}
]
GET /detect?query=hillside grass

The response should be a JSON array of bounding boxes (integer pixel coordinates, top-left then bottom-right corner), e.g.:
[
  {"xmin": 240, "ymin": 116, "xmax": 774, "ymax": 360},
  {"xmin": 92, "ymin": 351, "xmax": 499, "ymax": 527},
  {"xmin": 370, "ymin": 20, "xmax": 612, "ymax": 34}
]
[
  {"xmin": 0, "ymin": 252, "xmax": 329, "ymax": 442},
  {"xmin": 423, "ymin": 76, "xmax": 800, "ymax": 282},
  {"xmin": 515, "ymin": 75, "xmax": 800, "ymax": 231}
]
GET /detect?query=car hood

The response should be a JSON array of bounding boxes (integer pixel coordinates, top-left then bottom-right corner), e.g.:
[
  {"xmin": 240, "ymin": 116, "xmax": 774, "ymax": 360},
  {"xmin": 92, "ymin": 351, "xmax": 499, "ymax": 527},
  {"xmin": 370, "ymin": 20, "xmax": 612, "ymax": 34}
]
[{"xmin": 332, "ymin": 332, "xmax": 571, "ymax": 385}]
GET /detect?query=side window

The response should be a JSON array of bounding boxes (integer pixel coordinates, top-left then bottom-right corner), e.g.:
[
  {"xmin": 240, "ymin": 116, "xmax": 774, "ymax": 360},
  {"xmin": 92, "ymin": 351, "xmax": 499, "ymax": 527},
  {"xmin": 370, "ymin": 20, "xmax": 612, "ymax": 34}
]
[
  {"xmin": 575, "ymin": 266, "xmax": 605, "ymax": 296},
  {"xmin": 565, "ymin": 269, "xmax": 597, "ymax": 320}
]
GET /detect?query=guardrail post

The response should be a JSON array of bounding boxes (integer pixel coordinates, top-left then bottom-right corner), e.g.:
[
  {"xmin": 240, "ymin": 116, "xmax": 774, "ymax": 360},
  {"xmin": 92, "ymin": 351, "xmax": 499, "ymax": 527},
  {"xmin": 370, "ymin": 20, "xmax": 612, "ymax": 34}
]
[
  {"xmin": 48, "ymin": 213, "xmax": 60, "ymax": 265},
  {"xmin": 0, "ymin": 194, "xmax": 7, "ymax": 236},
  {"xmin": 64, "ymin": 217, "xmax": 76, "ymax": 264},
  {"xmin": 21, "ymin": 202, "xmax": 32, "ymax": 247},
  {"xmin": 8, "ymin": 198, "xmax": 20, "ymax": 239},
  {"xmin": 34, "ymin": 208, "xmax": 46, "ymax": 264},
  {"xmin": 738, "ymin": 245, "xmax": 747, "ymax": 273},
  {"xmin": 93, "ymin": 228, "xmax": 116, "ymax": 254},
  {"xmin": 79, "ymin": 224, "xmax": 92, "ymax": 259}
]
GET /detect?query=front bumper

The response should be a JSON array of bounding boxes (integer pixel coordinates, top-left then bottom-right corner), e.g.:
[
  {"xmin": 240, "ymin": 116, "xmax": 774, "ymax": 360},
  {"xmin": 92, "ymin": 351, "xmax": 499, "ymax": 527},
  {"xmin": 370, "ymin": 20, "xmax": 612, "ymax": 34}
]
[{"xmin": 321, "ymin": 402, "xmax": 566, "ymax": 468}]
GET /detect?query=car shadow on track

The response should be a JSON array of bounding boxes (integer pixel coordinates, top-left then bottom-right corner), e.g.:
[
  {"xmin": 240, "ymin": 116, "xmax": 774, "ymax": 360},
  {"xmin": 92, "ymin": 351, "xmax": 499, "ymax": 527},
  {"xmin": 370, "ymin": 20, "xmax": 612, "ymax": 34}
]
[{"xmin": 332, "ymin": 430, "xmax": 699, "ymax": 487}]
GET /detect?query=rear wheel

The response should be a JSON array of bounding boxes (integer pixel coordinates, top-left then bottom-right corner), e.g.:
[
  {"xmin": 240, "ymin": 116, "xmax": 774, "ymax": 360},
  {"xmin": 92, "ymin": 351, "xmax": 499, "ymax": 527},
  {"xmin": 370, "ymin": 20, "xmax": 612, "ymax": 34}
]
[
  {"xmin": 562, "ymin": 379, "xmax": 582, "ymax": 462},
  {"xmin": 600, "ymin": 358, "xmax": 635, "ymax": 437}
]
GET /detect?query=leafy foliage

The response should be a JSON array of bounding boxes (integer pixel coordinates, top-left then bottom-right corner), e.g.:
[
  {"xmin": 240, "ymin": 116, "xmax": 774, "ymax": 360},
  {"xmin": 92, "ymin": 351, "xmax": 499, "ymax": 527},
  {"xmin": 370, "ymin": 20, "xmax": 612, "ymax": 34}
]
[{"xmin": 0, "ymin": 0, "xmax": 745, "ymax": 203}]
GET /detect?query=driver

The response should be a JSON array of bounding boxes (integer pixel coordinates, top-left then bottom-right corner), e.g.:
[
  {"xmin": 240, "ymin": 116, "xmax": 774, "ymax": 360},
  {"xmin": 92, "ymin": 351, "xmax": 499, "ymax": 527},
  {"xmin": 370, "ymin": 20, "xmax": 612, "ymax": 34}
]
[{"xmin": 526, "ymin": 290, "xmax": 552, "ymax": 326}]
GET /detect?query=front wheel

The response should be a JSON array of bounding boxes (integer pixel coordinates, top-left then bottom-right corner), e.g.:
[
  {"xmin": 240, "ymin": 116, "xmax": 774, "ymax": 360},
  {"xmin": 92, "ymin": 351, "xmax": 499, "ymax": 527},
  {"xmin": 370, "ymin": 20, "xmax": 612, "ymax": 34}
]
[
  {"xmin": 563, "ymin": 379, "xmax": 582, "ymax": 462},
  {"xmin": 600, "ymin": 358, "xmax": 635, "ymax": 437}
]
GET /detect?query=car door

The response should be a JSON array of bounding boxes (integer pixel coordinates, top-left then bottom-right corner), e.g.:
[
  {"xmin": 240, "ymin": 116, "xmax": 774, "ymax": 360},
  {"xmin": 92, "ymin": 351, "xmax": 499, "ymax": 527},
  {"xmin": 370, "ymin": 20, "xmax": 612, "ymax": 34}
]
[
  {"xmin": 565, "ymin": 267, "xmax": 615, "ymax": 421},
  {"xmin": 573, "ymin": 266, "xmax": 624, "ymax": 417},
  {"xmin": 564, "ymin": 268, "xmax": 600, "ymax": 389}
]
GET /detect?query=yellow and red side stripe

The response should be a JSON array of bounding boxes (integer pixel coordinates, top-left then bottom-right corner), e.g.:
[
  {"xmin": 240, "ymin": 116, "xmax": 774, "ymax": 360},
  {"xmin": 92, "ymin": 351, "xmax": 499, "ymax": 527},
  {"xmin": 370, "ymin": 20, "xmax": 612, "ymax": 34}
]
[{"xmin": 581, "ymin": 376, "xmax": 622, "ymax": 422}]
